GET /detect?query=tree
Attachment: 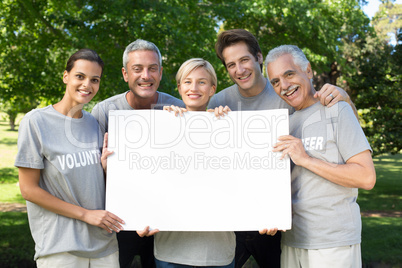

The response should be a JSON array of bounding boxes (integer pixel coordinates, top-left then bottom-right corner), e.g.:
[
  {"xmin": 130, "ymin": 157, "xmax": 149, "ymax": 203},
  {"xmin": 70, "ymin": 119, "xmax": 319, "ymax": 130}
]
[
  {"xmin": 372, "ymin": 2, "xmax": 402, "ymax": 44},
  {"xmin": 338, "ymin": 28, "xmax": 401, "ymax": 155},
  {"xmin": 1, "ymin": 0, "xmax": 398, "ymax": 154},
  {"xmin": 0, "ymin": 0, "xmax": 222, "ymax": 118},
  {"xmin": 335, "ymin": 0, "xmax": 402, "ymax": 156},
  {"xmin": 0, "ymin": 0, "xmax": 70, "ymax": 128},
  {"xmin": 216, "ymin": 0, "xmax": 401, "ymax": 155}
]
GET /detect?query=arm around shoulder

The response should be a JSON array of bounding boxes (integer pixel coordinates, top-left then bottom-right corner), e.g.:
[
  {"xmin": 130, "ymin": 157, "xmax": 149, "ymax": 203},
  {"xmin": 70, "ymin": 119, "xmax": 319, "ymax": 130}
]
[{"xmin": 315, "ymin": 84, "xmax": 359, "ymax": 119}]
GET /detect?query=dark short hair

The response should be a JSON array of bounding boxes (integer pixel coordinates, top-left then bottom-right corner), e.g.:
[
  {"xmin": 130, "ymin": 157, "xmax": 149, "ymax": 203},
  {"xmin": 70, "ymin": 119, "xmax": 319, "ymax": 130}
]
[
  {"xmin": 215, "ymin": 29, "xmax": 263, "ymax": 71},
  {"xmin": 65, "ymin": 49, "xmax": 104, "ymax": 76}
]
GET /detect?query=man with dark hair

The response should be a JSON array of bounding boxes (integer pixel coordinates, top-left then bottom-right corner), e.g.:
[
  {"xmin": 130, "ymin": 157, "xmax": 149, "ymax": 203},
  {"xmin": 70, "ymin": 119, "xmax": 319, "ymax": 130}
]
[{"xmin": 208, "ymin": 29, "xmax": 355, "ymax": 268}]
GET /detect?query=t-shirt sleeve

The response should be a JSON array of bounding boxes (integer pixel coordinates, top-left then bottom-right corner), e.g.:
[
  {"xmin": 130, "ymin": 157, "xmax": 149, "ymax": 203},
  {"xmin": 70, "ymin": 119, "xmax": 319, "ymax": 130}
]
[
  {"xmin": 14, "ymin": 114, "xmax": 44, "ymax": 169},
  {"xmin": 336, "ymin": 103, "xmax": 372, "ymax": 162},
  {"xmin": 207, "ymin": 95, "xmax": 218, "ymax": 110},
  {"xmin": 91, "ymin": 102, "xmax": 107, "ymax": 136},
  {"xmin": 155, "ymin": 93, "xmax": 185, "ymax": 109},
  {"xmin": 171, "ymin": 96, "xmax": 185, "ymax": 108}
]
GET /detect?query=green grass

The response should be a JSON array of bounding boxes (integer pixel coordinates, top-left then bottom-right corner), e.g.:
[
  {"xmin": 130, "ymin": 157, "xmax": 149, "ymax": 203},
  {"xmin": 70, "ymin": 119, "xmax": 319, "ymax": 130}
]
[
  {"xmin": 0, "ymin": 212, "xmax": 35, "ymax": 268},
  {"xmin": 0, "ymin": 183, "xmax": 25, "ymax": 203},
  {"xmin": 358, "ymin": 154, "xmax": 402, "ymax": 212},
  {"xmin": 361, "ymin": 217, "xmax": 402, "ymax": 267},
  {"xmin": 0, "ymin": 114, "xmax": 21, "ymax": 184},
  {"xmin": 0, "ymin": 115, "xmax": 25, "ymax": 205},
  {"xmin": 358, "ymin": 153, "xmax": 402, "ymax": 266},
  {"xmin": 0, "ymin": 113, "xmax": 401, "ymax": 266}
]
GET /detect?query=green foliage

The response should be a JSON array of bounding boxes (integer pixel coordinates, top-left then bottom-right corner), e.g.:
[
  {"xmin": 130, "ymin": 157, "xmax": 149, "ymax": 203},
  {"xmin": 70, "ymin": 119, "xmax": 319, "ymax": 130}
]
[
  {"xmin": 0, "ymin": 0, "xmax": 373, "ymax": 98},
  {"xmin": 218, "ymin": 0, "xmax": 371, "ymax": 75},
  {"xmin": 0, "ymin": 96, "xmax": 39, "ymax": 130},
  {"xmin": 372, "ymin": 2, "xmax": 402, "ymax": 43},
  {"xmin": 340, "ymin": 30, "xmax": 402, "ymax": 156},
  {"xmin": 0, "ymin": 0, "xmax": 68, "ymax": 130},
  {"xmin": 0, "ymin": 0, "xmax": 400, "ymax": 155}
]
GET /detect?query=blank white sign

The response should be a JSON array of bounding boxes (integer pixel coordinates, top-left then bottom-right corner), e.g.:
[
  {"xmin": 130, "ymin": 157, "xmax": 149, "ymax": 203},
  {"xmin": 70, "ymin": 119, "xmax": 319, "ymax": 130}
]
[{"xmin": 106, "ymin": 109, "xmax": 291, "ymax": 231}]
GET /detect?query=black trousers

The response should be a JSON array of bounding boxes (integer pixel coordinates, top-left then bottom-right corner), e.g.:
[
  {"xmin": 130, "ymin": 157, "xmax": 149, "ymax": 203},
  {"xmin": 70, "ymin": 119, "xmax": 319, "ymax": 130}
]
[
  {"xmin": 117, "ymin": 231, "xmax": 156, "ymax": 268},
  {"xmin": 235, "ymin": 231, "xmax": 281, "ymax": 268}
]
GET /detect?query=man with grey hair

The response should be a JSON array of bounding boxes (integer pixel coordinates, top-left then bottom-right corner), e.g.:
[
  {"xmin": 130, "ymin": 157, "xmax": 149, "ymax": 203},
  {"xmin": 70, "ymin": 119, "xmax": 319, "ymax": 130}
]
[
  {"xmin": 92, "ymin": 39, "xmax": 184, "ymax": 137},
  {"xmin": 92, "ymin": 39, "xmax": 184, "ymax": 268},
  {"xmin": 265, "ymin": 45, "xmax": 375, "ymax": 267}
]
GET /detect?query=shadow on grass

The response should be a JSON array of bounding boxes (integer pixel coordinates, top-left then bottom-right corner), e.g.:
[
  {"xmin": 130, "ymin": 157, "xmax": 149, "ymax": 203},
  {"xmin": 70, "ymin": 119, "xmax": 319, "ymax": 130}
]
[
  {"xmin": 2, "ymin": 129, "xmax": 18, "ymax": 133},
  {"xmin": 0, "ymin": 121, "xmax": 18, "ymax": 132},
  {"xmin": 0, "ymin": 212, "xmax": 36, "ymax": 268},
  {"xmin": 0, "ymin": 137, "xmax": 18, "ymax": 146},
  {"xmin": 0, "ymin": 167, "xmax": 19, "ymax": 184}
]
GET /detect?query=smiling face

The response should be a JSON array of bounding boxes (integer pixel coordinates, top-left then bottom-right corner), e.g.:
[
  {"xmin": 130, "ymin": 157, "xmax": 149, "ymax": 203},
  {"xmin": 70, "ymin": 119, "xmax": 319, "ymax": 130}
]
[
  {"xmin": 222, "ymin": 42, "xmax": 265, "ymax": 97},
  {"xmin": 122, "ymin": 50, "xmax": 163, "ymax": 100},
  {"xmin": 178, "ymin": 67, "xmax": 216, "ymax": 111},
  {"xmin": 63, "ymin": 59, "xmax": 102, "ymax": 106},
  {"xmin": 267, "ymin": 54, "xmax": 317, "ymax": 110}
]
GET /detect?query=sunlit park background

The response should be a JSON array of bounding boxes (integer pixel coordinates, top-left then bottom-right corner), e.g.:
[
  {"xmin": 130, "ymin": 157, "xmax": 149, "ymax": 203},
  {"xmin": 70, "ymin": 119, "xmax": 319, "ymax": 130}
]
[{"xmin": 0, "ymin": 0, "xmax": 401, "ymax": 267}]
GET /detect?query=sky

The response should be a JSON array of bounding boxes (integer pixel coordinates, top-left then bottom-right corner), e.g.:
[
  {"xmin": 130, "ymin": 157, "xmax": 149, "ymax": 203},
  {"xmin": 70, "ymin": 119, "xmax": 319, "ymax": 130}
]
[{"xmin": 362, "ymin": 0, "xmax": 402, "ymax": 18}]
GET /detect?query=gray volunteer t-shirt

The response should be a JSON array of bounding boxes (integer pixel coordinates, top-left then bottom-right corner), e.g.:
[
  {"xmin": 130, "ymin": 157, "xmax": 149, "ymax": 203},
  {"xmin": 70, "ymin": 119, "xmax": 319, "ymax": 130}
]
[
  {"xmin": 155, "ymin": 231, "xmax": 235, "ymax": 266},
  {"xmin": 14, "ymin": 105, "xmax": 118, "ymax": 260},
  {"xmin": 208, "ymin": 78, "xmax": 293, "ymax": 112},
  {"xmin": 91, "ymin": 91, "xmax": 184, "ymax": 136},
  {"xmin": 92, "ymin": 90, "xmax": 236, "ymax": 265},
  {"xmin": 283, "ymin": 101, "xmax": 371, "ymax": 249}
]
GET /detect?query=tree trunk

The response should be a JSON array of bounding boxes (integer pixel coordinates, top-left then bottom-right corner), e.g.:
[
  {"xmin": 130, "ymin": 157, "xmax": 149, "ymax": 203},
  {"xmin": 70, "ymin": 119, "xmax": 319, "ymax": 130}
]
[{"xmin": 7, "ymin": 111, "xmax": 17, "ymax": 131}]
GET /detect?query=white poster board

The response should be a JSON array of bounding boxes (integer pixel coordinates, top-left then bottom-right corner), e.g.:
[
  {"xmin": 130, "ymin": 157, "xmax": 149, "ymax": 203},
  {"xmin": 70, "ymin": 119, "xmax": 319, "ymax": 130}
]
[{"xmin": 106, "ymin": 109, "xmax": 291, "ymax": 231}]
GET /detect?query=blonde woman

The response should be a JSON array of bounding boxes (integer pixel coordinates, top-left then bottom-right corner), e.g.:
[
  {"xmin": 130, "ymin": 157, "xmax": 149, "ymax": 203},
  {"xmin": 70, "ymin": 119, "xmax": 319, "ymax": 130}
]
[{"xmin": 155, "ymin": 58, "xmax": 234, "ymax": 267}]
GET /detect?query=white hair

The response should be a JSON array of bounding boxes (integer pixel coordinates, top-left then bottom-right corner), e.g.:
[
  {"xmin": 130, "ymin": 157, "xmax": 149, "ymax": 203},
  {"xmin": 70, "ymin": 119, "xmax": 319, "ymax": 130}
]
[{"xmin": 265, "ymin": 45, "xmax": 310, "ymax": 80}]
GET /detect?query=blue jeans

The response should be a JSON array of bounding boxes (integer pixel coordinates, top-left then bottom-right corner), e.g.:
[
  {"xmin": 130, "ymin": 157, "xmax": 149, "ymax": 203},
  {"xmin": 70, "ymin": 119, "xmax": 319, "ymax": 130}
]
[{"xmin": 155, "ymin": 258, "xmax": 235, "ymax": 268}]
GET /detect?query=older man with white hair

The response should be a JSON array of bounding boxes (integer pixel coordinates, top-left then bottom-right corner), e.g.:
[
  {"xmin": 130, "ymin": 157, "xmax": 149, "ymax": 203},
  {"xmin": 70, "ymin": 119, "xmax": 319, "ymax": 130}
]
[{"xmin": 264, "ymin": 45, "xmax": 376, "ymax": 268}]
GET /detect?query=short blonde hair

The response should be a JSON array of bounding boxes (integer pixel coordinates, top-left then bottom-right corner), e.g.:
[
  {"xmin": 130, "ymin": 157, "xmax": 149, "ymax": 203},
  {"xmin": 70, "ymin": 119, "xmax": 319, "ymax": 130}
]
[{"xmin": 176, "ymin": 58, "xmax": 217, "ymax": 89}]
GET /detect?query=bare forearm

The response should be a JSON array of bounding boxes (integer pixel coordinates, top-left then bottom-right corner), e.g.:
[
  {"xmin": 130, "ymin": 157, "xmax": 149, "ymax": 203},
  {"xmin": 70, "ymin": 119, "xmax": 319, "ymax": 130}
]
[
  {"xmin": 18, "ymin": 167, "xmax": 124, "ymax": 233},
  {"xmin": 299, "ymin": 151, "xmax": 375, "ymax": 190},
  {"xmin": 21, "ymin": 185, "xmax": 87, "ymax": 221}
]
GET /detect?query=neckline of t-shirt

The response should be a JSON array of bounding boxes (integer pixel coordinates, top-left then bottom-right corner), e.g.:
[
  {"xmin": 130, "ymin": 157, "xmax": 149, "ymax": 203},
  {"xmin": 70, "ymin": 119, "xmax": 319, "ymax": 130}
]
[
  {"xmin": 48, "ymin": 104, "xmax": 88, "ymax": 121},
  {"xmin": 294, "ymin": 101, "xmax": 322, "ymax": 115},
  {"xmin": 123, "ymin": 90, "xmax": 162, "ymax": 109},
  {"xmin": 235, "ymin": 80, "xmax": 269, "ymax": 101}
]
